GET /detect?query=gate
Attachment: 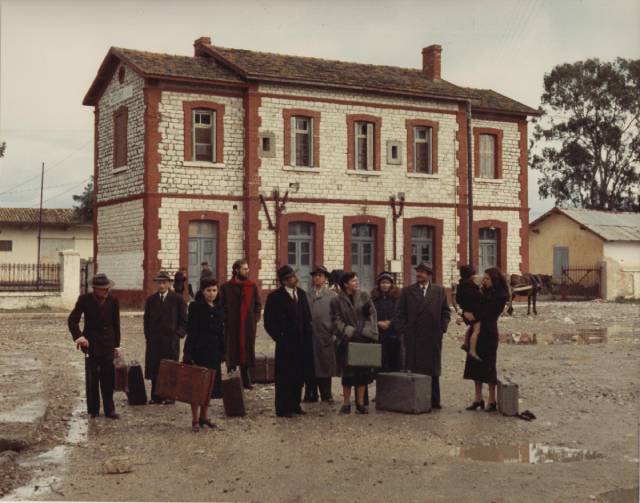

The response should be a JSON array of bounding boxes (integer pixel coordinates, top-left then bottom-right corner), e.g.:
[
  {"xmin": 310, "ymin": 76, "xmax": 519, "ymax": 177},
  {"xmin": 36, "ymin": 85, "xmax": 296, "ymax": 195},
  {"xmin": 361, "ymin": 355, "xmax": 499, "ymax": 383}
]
[
  {"xmin": 80, "ymin": 259, "xmax": 94, "ymax": 294},
  {"xmin": 560, "ymin": 265, "xmax": 601, "ymax": 299}
]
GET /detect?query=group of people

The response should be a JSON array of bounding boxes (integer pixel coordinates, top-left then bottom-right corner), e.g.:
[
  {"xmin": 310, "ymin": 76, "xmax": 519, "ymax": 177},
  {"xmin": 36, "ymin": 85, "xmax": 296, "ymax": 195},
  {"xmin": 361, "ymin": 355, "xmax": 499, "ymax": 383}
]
[{"xmin": 67, "ymin": 257, "xmax": 510, "ymax": 429}]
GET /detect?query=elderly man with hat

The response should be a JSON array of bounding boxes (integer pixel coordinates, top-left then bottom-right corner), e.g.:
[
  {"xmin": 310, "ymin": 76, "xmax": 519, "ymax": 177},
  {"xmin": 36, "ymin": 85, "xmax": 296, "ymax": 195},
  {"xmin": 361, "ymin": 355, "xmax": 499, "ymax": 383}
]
[
  {"xmin": 144, "ymin": 271, "xmax": 188, "ymax": 404},
  {"xmin": 303, "ymin": 265, "xmax": 337, "ymax": 403},
  {"xmin": 68, "ymin": 273, "xmax": 122, "ymax": 419},
  {"xmin": 394, "ymin": 262, "xmax": 451, "ymax": 409},
  {"xmin": 264, "ymin": 265, "xmax": 313, "ymax": 417}
]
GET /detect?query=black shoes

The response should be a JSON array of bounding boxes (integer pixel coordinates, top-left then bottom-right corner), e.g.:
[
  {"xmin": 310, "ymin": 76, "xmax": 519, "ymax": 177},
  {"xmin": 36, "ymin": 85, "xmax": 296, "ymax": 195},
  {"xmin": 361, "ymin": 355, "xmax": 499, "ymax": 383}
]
[
  {"xmin": 294, "ymin": 408, "xmax": 307, "ymax": 415},
  {"xmin": 148, "ymin": 398, "xmax": 162, "ymax": 405},
  {"xmin": 355, "ymin": 404, "xmax": 368, "ymax": 415},
  {"xmin": 466, "ymin": 400, "xmax": 485, "ymax": 411},
  {"xmin": 106, "ymin": 413, "xmax": 120, "ymax": 420},
  {"xmin": 199, "ymin": 418, "xmax": 217, "ymax": 429},
  {"xmin": 339, "ymin": 405, "xmax": 351, "ymax": 415},
  {"xmin": 485, "ymin": 402, "xmax": 497, "ymax": 412},
  {"xmin": 162, "ymin": 399, "xmax": 175, "ymax": 405}
]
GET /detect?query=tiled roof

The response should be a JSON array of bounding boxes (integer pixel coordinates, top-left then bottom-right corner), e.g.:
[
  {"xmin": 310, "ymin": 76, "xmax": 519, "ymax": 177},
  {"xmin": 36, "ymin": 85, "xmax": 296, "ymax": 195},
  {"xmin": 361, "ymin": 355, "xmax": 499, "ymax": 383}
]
[
  {"xmin": 531, "ymin": 208, "xmax": 640, "ymax": 241},
  {"xmin": 0, "ymin": 208, "xmax": 83, "ymax": 226}
]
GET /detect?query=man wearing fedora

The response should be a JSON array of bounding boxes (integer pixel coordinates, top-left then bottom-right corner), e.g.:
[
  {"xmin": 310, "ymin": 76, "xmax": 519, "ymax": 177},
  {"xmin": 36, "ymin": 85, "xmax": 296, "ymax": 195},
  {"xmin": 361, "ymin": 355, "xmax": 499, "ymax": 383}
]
[
  {"xmin": 395, "ymin": 262, "xmax": 451, "ymax": 409},
  {"xmin": 68, "ymin": 273, "xmax": 122, "ymax": 419},
  {"xmin": 144, "ymin": 271, "xmax": 188, "ymax": 404},
  {"xmin": 264, "ymin": 265, "xmax": 313, "ymax": 417}
]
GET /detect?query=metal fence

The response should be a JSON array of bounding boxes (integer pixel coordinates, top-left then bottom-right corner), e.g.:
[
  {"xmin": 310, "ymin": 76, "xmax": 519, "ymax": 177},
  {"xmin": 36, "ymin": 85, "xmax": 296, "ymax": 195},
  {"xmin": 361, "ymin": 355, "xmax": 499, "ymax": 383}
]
[
  {"xmin": 0, "ymin": 263, "xmax": 61, "ymax": 291},
  {"xmin": 560, "ymin": 265, "xmax": 602, "ymax": 299}
]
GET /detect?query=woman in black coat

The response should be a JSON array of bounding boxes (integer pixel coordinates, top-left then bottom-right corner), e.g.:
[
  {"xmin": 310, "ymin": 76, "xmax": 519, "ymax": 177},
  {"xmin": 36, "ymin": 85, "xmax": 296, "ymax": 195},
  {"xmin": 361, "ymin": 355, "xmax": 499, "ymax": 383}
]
[
  {"xmin": 462, "ymin": 267, "xmax": 509, "ymax": 412},
  {"xmin": 183, "ymin": 277, "xmax": 225, "ymax": 431},
  {"xmin": 371, "ymin": 271, "xmax": 401, "ymax": 372}
]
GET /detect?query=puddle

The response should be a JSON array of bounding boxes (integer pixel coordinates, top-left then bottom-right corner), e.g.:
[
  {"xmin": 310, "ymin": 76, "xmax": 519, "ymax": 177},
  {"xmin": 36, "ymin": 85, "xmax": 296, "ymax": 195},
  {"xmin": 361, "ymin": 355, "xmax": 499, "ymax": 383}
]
[
  {"xmin": 500, "ymin": 333, "xmax": 538, "ymax": 345},
  {"xmin": 497, "ymin": 325, "xmax": 638, "ymax": 347},
  {"xmin": 597, "ymin": 487, "xmax": 639, "ymax": 503},
  {"xmin": 543, "ymin": 329, "xmax": 608, "ymax": 345},
  {"xmin": 452, "ymin": 443, "xmax": 604, "ymax": 464},
  {"xmin": 0, "ymin": 399, "xmax": 48, "ymax": 423}
]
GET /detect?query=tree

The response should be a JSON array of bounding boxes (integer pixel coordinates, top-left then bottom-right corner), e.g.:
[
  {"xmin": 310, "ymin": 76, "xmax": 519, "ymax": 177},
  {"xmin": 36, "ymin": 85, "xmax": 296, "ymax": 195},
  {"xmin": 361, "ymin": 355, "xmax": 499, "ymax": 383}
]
[
  {"xmin": 73, "ymin": 177, "xmax": 95, "ymax": 222},
  {"xmin": 531, "ymin": 58, "xmax": 640, "ymax": 211},
  {"xmin": 0, "ymin": 141, "xmax": 5, "ymax": 158}
]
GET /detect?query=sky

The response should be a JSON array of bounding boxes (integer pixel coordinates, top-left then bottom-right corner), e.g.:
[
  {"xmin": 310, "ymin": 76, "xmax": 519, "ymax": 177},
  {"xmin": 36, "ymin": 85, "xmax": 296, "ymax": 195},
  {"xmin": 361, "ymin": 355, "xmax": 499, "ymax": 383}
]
[{"xmin": 0, "ymin": 0, "xmax": 638, "ymax": 220}]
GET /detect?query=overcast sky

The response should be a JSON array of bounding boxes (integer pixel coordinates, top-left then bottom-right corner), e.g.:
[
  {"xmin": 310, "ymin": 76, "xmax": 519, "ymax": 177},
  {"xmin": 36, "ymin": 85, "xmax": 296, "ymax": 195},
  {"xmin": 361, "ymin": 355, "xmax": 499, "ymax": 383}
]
[{"xmin": 0, "ymin": 0, "xmax": 638, "ymax": 219}]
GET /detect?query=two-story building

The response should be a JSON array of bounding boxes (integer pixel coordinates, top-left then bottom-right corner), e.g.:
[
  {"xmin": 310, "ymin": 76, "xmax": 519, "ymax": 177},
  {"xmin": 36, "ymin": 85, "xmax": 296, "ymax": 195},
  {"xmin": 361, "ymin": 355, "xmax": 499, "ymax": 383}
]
[{"xmin": 83, "ymin": 36, "xmax": 539, "ymax": 305}]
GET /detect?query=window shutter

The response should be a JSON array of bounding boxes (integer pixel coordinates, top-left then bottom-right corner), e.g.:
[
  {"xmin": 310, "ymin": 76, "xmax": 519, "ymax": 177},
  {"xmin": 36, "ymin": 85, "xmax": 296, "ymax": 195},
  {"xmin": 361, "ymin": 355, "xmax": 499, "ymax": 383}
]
[
  {"xmin": 290, "ymin": 116, "xmax": 297, "ymax": 166},
  {"xmin": 353, "ymin": 122, "xmax": 359, "ymax": 169},
  {"xmin": 366, "ymin": 122, "xmax": 374, "ymax": 170},
  {"xmin": 211, "ymin": 111, "xmax": 217, "ymax": 163},
  {"xmin": 427, "ymin": 127, "xmax": 433, "ymax": 174},
  {"xmin": 191, "ymin": 110, "xmax": 196, "ymax": 161},
  {"xmin": 308, "ymin": 118, "xmax": 313, "ymax": 167}
]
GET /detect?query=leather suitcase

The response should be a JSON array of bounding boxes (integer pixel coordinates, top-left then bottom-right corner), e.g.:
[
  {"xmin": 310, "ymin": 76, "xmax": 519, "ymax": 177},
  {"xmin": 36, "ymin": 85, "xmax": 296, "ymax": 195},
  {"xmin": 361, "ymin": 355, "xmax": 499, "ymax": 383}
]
[
  {"xmin": 250, "ymin": 354, "xmax": 275, "ymax": 383},
  {"xmin": 155, "ymin": 359, "xmax": 215, "ymax": 406},
  {"xmin": 347, "ymin": 342, "xmax": 382, "ymax": 368},
  {"xmin": 222, "ymin": 370, "xmax": 246, "ymax": 416},
  {"xmin": 114, "ymin": 358, "xmax": 129, "ymax": 392},
  {"xmin": 375, "ymin": 372, "xmax": 431, "ymax": 414},
  {"xmin": 126, "ymin": 361, "xmax": 148, "ymax": 406},
  {"xmin": 497, "ymin": 378, "xmax": 519, "ymax": 416}
]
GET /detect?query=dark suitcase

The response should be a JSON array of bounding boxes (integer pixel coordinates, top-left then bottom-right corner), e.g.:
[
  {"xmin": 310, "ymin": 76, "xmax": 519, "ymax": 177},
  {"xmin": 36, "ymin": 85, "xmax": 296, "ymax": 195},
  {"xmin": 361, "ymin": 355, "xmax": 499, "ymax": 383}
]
[
  {"xmin": 249, "ymin": 354, "xmax": 275, "ymax": 383},
  {"xmin": 347, "ymin": 342, "xmax": 382, "ymax": 368},
  {"xmin": 126, "ymin": 361, "xmax": 147, "ymax": 405},
  {"xmin": 497, "ymin": 378, "xmax": 519, "ymax": 416},
  {"xmin": 375, "ymin": 372, "xmax": 431, "ymax": 414},
  {"xmin": 222, "ymin": 370, "xmax": 246, "ymax": 416},
  {"xmin": 155, "ymin": 359, "xmax": 215, "ymax": 406}
]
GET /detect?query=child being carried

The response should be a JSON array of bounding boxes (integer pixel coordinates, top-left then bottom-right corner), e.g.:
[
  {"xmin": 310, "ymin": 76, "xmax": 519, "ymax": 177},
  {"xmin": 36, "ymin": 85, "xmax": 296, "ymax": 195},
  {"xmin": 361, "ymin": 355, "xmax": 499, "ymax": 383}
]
[{"xmin": 455, "ymin": 265, "xmax": 482, "ymax": 361}]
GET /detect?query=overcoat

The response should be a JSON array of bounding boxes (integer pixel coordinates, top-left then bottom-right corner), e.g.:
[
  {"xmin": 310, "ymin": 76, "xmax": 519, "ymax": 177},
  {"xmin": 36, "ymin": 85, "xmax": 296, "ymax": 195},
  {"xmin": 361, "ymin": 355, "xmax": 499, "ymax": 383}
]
[
  {"xmin": 219, "ymin": 280, "xmax": 261, "ymax": 368},
  {"xmin": 330, "ymin": 290, "xmax": 378, "ymax": 377},
  {"xmin": 306, "ymin": 286, "xmax": 338, "ymax": 378},
  {"xmin": 394, "ymin": 282, "xmax": 451, "ymax": 376},
  {"xmin": 184, "ymin": 299, "xmax": 225, "ymax": 369},
  {"xmin": 143, "ymin": 290, "xmax": 188, "ymax": 379},
  {"xmin": 68, "ymin": 293, "xmax": 121, "ymax": 358}
]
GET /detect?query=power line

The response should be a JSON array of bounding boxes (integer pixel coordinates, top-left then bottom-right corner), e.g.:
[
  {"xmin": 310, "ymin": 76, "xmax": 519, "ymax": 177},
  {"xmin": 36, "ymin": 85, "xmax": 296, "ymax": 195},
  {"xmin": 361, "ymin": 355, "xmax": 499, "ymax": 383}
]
[
  {"xmin": 7, "ymin": 178, "xmax": 90, "ymax": 196},
  {"xmin": 29, "ymin": 176, "xmax": 91, "ymax": 208}
]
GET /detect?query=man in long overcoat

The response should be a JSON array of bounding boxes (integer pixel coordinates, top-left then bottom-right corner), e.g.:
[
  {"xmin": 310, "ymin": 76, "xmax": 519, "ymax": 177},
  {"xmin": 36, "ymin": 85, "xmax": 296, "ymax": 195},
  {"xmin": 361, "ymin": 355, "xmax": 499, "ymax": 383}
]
[
  {"xmin": 219, "ymin": 259, "xmax": 261, "ymax": 389},
  {"xmin": 304, "ymin": 265, "xmax": 337, "ymax": 403},
  {"xmin": 144, "ymin": 271, "xmax": 188, "ymax": 404},
  {"xmin": 68, "ymin": 273, "xmax": 121, "ymax": 419},
  {"xmin": 264, "ymin": 265, "xmax": 313, "ymax": 417},
  {"xmin": 395, "ymin": 262, "xmax": 451, "ymax": 408}
]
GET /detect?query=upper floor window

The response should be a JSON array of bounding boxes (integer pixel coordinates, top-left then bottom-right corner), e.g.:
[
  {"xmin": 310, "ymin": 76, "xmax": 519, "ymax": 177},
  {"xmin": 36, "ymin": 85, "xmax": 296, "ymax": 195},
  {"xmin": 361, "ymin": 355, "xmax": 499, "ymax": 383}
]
[
  {"xmin": 473, "ymin": 127, "xmax": 503, "ymax": 179},
  {"xmin": 291, "ymin": 116, "xmax": 312, "ymax": 167},
  {"xmin": 192, "ymin": 109, "xmax": 215, "ymax": 162},
  {"xmin": 113, "ymin": 107, "xmax": 128, "ymax": 168},
  {"xmin": 0, "ymin": 240, "xmax": 12, "ymax": 252},
  {"xmin": 479, "ymin": 134, "xmax": 497, "ymax": 178},
  {"xmin": 414, "ymin": 126, "xmax": 433, "ymax": 174},
  {"xmin": 355, "ymin": 121, "xmax": 374, "ymax": 170}
]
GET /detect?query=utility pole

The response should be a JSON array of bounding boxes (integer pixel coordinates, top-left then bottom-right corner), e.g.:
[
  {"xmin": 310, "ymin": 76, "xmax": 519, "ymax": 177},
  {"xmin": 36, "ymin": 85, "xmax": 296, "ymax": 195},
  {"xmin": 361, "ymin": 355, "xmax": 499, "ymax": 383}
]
[{"xmin": 36, "ymin": 162, "xmax": 44, "ymax": 288}]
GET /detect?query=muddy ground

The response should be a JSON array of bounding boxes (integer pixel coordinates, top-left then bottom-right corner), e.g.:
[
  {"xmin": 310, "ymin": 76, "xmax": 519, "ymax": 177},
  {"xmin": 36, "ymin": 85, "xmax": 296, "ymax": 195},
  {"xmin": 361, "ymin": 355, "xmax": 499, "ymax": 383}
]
[{"xmin": 0, "ymin": 300, "xmax": 638, "ymax": 502}]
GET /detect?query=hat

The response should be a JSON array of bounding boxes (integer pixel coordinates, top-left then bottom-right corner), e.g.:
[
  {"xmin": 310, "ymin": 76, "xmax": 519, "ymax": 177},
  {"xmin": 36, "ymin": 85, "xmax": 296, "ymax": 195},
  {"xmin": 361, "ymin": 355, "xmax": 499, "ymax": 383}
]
[
  {"xmin": 277, "ymin": 265, "xmax": 296, "ymax": 283},
  {"xmin": 310, "ymin": 265, "xmax": 330, "ymax": 277},
  {"xmin": 376, "ymin": 271, "xmax": 394, "ymax": 284},
  {"xmin": 91, "ymin": 273, "xmax": 115, "ymax": 289},
  {"xmin": 415, "ymin": 262, "xmax": 433, "ymax": 273},
  {"xmin": 153, "ymin": 271, "xmax": 172, "ymax": 282}
]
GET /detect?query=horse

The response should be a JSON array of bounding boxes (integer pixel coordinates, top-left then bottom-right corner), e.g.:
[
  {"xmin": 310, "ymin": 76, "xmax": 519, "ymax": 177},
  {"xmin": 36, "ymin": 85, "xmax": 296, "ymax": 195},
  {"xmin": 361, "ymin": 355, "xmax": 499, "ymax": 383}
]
[{"xmin": 507, "ymin": 273, "xmax": 552, "ymax": 316}]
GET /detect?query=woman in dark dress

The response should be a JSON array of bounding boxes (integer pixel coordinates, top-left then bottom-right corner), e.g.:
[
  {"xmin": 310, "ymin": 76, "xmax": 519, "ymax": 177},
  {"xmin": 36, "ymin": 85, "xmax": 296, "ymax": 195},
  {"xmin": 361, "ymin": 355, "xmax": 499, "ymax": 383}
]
[
  {"xmin": 183, "ymin": 277, "xmax": 225, "ymax": 431},
  {"xmin": 371, "ymin": 271, "xmax": 401, "ymax": 372},
  {"xmin": 463, "ymin": 267, "xmax": 509, "ymax": 412}
]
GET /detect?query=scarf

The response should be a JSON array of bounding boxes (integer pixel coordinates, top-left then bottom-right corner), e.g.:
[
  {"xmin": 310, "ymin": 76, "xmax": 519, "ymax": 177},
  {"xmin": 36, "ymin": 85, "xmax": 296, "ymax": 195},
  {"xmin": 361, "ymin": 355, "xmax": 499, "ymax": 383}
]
[{"xmin": 230, "ymin": 277, "xmax": 255, "ymax": 364}]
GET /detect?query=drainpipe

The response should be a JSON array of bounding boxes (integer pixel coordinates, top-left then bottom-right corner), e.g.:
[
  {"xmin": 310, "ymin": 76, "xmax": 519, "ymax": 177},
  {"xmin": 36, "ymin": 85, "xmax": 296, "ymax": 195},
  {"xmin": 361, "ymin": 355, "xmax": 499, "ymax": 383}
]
[
  {"xmin": 466, "ymin": 101, "xmax": 474, "ymax": 267},
  {"xmin": 390, "ymin": 194, "xmax": 405, "ymax": 261}
]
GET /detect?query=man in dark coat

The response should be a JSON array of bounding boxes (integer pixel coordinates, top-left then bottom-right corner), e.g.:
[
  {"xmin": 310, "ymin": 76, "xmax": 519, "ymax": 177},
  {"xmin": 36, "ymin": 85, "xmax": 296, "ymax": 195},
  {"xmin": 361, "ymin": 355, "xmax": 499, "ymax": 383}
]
[
  {"xmin": 68, "ymin": 273, "xmax": 121, "ymax": 419},
  {"xmin": 395, "ymin": 262, "xmax": 451, "ymax": 409},
  {"xmin": 264, "ymin": 265, "xmax": 313, "ymax": 417},
  {"xmin": 144, "ymin": 271, "xmax": 188, "ymax": 404},
  {"xmin": 219, "ymin": 259, "xmax": 261, "ymax": 389}
]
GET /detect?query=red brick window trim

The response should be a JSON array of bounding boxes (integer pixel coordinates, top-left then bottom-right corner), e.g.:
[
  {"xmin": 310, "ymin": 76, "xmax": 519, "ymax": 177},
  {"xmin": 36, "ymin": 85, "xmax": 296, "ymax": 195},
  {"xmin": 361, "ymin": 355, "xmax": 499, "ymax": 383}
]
[
  {"xmin": 402, "ymin": 217, "xmax": 443, "ymax": 285},
  {"xmin": 178, "ymin": 211, "xmax": 229, "ymax": 284},
  {"xmin": 406, "ymin": 119, "xmax": 439, "ymax": 174},
  {"xmin": 278, "ymin": 213, "xmax": 325, "ymax": 268},
  {"xmin": 342, "ymin": 215, "xmax": 386, "ymax": 274},
  {"xmin": 183, "ymin": 101, "xmax": 225, "ymax": 163},
  {"xmin": 346, "ymin": 114, "xmax": 382, "ymax": 171},
  {"xmin": 283, "ymin": 109, "xmax": 321, "ymax": 168},
  {"xmin": 472, "ymin": 219, "xmax": 508, "ymax": 273},
  {"xmin": 113, "ymin": 106, "xmax": 128, "ymax": 168},
  {"xmin": 473, "ymin": 127, "xmax": 503, "ymax": 179}
]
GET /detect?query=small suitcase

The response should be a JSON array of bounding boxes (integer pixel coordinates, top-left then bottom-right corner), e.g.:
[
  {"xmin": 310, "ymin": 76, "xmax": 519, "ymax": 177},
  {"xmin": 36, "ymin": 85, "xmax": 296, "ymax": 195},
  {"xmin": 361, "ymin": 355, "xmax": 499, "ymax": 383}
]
[
  {"xmin": 250, "ymin": 354, "xmax": 276, "ymax": 383},
  {"xmin": 114, "ymin": 357, "xmax": 129, "ymax": 392},
  {"xmin": 155, "ymin": 360, "xmax": 215, "ymax": 406},
  {"xmin": 497, "ymin": 378, "xmax": 519, "ymax": 416},
  {"xmin": 222, "ymin": 370, "xmax": 246, "ymax": 416},
  {"xmin": 126, "ymin": 361, "xmax": 148, "ymax": 405},
  {"xmin": 347, "ymin": 342, "xmax": 382, "ymax": 368},
  {"xmin": 375, "ymin": 372, "xmax": 432, "ymax": 414}
]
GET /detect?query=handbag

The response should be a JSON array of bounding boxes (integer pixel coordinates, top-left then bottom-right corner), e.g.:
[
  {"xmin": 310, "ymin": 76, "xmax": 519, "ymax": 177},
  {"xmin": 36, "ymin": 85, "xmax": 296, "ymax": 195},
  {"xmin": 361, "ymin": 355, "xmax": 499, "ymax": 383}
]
[{"xmin": 347, "ymin": 342, "xmax": 382, "ymax": 368}]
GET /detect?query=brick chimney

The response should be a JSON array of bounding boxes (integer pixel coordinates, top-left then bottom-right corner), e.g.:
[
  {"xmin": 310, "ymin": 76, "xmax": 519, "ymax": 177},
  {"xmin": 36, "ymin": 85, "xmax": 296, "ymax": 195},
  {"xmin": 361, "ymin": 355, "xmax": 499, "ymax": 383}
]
[
  {"xmin": 194, "ymin": 36, "xmax": 212, "ymax": 57},
  {"xmin": 422, "ymin": 45, "xmax": 442, "ymax": 80}
]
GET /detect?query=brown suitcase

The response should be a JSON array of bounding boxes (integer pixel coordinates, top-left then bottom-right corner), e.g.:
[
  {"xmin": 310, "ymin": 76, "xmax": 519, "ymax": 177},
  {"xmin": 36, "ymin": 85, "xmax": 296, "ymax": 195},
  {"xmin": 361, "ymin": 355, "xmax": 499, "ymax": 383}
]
[
  {"xmin": 222, "ymin": 370, "xmax": 246, "ymax": 416},
  {"xmin": 497, "ymin": 378, "xmax": 519, "ymax": 416},
  {"xmin": 249, "ymin": 354, "xmax": 275, "ymax": 383},
  {"xmin": 114, "ymin": 359, "xmax": 129, "ymax": 392},
  {"xmin": 155, "ymin": 359, "xmax": 215, "ymax": 406}
]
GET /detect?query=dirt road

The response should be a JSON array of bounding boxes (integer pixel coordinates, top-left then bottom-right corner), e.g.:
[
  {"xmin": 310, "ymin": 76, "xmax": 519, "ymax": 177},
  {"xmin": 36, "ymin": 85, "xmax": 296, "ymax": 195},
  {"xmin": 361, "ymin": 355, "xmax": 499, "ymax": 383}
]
[{"xmin": 1, "ymin": 300, "xmax": 638, "ymax": 502}]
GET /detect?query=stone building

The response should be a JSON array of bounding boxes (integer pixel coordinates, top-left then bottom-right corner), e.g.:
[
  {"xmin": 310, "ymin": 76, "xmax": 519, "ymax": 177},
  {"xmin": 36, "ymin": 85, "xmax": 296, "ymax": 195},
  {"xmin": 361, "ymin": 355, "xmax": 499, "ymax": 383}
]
[{"xmin": 83, "ymin": 36, "xmax": 539, "ymax": 305}]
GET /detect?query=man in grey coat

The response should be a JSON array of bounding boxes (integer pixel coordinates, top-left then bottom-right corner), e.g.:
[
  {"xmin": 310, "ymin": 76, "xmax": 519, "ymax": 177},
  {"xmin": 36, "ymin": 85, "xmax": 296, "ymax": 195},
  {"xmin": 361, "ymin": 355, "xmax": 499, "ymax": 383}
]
[
  {"xmin": 395, "ymin": 262, "xmax": 451, "ymax": 409},
  {"xmin": 303, "ymin": 265, "xmax": 337, "ymax": 403}
]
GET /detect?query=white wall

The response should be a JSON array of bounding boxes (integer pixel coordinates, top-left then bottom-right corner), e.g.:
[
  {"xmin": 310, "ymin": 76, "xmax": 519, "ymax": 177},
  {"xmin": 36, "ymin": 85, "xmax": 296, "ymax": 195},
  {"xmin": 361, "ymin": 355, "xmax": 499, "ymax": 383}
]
[
  {"xmin": 603, "ymin": 242, "xmax": 640, "ymax": 266},
  {"xmin": 0, "ymin": 225, "xmax": 93, "ymax": 263}
]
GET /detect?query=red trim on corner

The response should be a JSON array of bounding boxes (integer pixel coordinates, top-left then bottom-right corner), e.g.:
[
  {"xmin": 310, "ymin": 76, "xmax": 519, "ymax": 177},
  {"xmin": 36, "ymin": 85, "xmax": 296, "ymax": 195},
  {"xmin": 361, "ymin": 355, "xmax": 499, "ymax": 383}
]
[
  {"xmin": 179, "ymin": 211, "xmax": 229, "ymax": 283},
  {"xmin": 456, "ymin": 105, "xmax": 469, "ymax": 266},
  {"xmin": 402, "ymin": 217, "xmax": 443, "ymax": 285},
  {"xmin": 183, "ymin": 100, "xmax": 225, "ymax": 163},
  {"xmin": 346, "ymin": 114, "xmax": 382, "ymax": 171},
  {"xmin": 278, "ymin": 213, "xmax": 325, "ymax": 268},
  {"xmin": 111, "ymin": 289, "xmax": 147, "ymax": 309},
  {"xmin": 472, "ymin": 219, "xmax": 508, "ymax": 273},
  {"xmin": 406, "ymin": 119, "xmax": 439, "ymax": 174},
  {"xmin": 473, "ymin": 127, "xmax": 503, "ymax": 179},
  {"xmin": 343, "ymin": 215, "xmax": 386, "ymax": 275},
  {"xmin": 518, "ymin": 121, "xmax": 529, "ymax": 273},
  {"xmin": 93, "ymin": 107, "xmax": 99, "ymax": 270},
  {"xmin": 282, "ymin": 108, "xmax": 321, "ymax": 167}
]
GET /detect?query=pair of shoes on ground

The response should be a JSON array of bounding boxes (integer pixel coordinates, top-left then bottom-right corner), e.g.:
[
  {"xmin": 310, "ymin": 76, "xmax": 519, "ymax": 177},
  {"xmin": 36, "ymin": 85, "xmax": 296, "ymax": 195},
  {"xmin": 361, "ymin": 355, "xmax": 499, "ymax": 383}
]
[
  {"xmin": 149, "ymin": 399, "xmax": 175, "ymax": 405},
  {"xmin": 192, "ymin": 418, "xmax": 217, "ymax": 432},
  {"xmin": 466, "ymin": 400, "xmax": 496, "ymax": 412},
  {"xmin": 89, "ymin": 412, "xmax": 119, "ymax": 419},
  {"xmin": 339, "ymin": 404, "xmax": 368, "ymax": 415}
]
